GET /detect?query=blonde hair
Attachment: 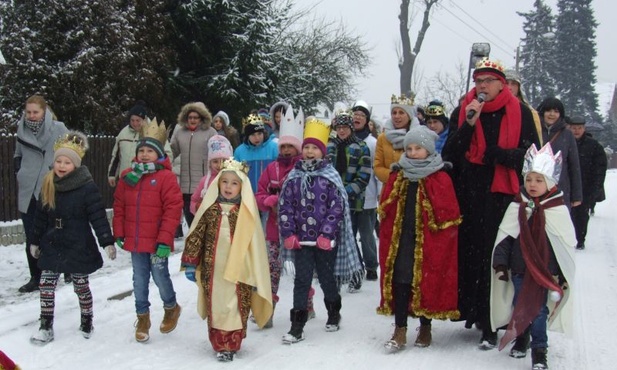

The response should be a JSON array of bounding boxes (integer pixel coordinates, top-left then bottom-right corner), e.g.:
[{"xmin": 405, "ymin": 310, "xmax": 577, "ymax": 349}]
[
  {"xmin": 25, "ymin": 94, "xmax": 48, "ymax": 111},
  {"xmin": 41, "ymin": 170, "xmax": 57, "ymax": 209}
]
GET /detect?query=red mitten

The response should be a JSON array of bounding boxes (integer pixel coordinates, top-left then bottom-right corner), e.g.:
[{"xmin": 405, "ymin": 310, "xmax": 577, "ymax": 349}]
[
  {"xmin": 316, "ymin": 235, "xmax": 332, "ymax": 251},
  {"xmin": 263, "ymin": 195, "xmax": 278, "ymax": 209},
  {"xmin": 284, "ymin": 235, "xmax": 301, "ymax": 250}
]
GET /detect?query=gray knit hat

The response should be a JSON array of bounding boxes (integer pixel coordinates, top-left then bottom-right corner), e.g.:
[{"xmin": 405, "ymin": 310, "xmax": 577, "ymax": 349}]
[{"xmin": 403, "ymin": 125, "xmax": 439, "ymax": 155}]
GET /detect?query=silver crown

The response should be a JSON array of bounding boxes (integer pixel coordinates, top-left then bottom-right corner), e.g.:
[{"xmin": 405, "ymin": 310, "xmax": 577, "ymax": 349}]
[{"xmin": 522, "ymin": 144, "xmax": 562, "ymax": 184}]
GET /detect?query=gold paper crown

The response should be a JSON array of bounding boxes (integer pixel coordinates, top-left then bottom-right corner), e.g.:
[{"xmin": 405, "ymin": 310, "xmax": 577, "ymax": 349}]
[
  {"xmin": 391, "ymin": 93, "xmax": 415, "ymax": 106},
  {"xmin": 475, "ymin": 57, "xmax": 505, "ymax": 73},
  {"xmin": 222, "ymin": 157, "xmax": 250, "ymax": 175},
  {"xmin": 53, "ymin": 131, "xmax": 88, "ymax": 158},
  {"xmin": 242, "ymin": 113, "xmax": 263, "ymax": 127},
  {"xmin": 303, "ymin": 117, "xmax": 331, "ymax": 146},
  {"xmin": 141, "ymin": 117, "xmax": 167, "ymax": 144}
]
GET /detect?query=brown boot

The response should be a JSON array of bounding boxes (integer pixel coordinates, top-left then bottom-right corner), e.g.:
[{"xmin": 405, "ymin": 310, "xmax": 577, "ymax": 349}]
[
  {"xmin": 384, "ymin": 326, "xmax": 407, "ymax": 351},
  {"xmin": 414, "ymin": 324, "xmax": 432, "ymax": 347},
  {"xmin": 135, "ymin": 313, "xmax": 151, "ymax": 342},
  {"xmin": 160, "ymin": 303, "xmax": 182, "ymax": 333}
]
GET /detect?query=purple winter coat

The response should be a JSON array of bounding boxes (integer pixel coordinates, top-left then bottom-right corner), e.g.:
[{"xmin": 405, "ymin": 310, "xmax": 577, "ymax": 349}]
[{"xmin": 278, "ymin": 160, "xmax": 345, "ymax": 241}]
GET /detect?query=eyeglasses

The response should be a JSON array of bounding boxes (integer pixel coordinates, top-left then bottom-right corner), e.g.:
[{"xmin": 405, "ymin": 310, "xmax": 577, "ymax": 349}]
[
  {"xmin": 187, "ymin": 115, "xmax": 202, "ymax": 120},
  {"xmin": 352, "ymin": 112, "xmax": 366, "ymax": 118},
  {"xmin": 426, "ymin": 105, "xmax": 445, "ymax": 116},
  {"xmin": 474, "ymin": 77, "xmax": 499, "ymax": 85}
]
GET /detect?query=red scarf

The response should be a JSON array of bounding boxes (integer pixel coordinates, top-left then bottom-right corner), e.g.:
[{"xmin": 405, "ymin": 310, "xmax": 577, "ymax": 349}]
[
  {"xmin": 498, "ymin": 190, "xmax": 564, "ymax": 350},
  {"xmin": 458, "ymin": 87, "xmax": 522, "ymax": 195}
]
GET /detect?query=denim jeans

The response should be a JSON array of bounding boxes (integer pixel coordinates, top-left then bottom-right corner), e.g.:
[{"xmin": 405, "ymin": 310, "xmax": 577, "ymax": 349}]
[
  {"xmin": 131, "ymin": 252, "xmax": 177, "ymax": 314},
  {"xmin": 351, "ymin": 209, "xmax": 378, "ymax": 271},
  {"xmin": 512, "ymin": 274, "xmax": 549, "ymax": 349}
]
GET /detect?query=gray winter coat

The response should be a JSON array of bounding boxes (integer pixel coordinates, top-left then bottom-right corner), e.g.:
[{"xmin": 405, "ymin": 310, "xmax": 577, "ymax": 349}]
[{"xmin": 14, "ymin": 109, "xmax": 68, "ymax": 213}]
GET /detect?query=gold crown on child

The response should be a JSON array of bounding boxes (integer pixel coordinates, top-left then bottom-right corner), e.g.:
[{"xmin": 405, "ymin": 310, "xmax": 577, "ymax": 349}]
[
  {"xmin": 54, "ymin": 131, "xmax": 88, "ymax": 158},
  {"xmin": 141, "ymin": 117, "xmax": 168, "ymax": 144},
  {"xmin": 391, "ymin": 93, "xmax": 415, "ymax": 106},
  {"xmin": 303, "ymin": 117, "xmax": 331, "ymax": 146},
  {"xmin": 222, "ymin": 157, "xmax": 250, "ymax": 175},
  {"xmin": 522, "ymin": 143, "xmax": 562, "ymax": 184}
]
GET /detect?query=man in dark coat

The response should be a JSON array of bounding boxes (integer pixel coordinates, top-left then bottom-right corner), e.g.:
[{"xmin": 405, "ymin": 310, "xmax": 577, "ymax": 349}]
[{"xmin": 567, "ymin": 116, "xmax": 607, "ymax": 249}]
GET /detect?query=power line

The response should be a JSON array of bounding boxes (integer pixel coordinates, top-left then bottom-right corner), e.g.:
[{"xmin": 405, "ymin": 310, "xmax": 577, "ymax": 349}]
[{"xmin": 449, "ymin": 1, "xmax": 517, "ymax": 51}]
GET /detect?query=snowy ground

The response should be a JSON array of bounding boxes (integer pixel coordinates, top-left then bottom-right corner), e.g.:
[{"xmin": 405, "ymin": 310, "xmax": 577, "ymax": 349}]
[{"xmin": 1, "ymin": 172, "xmax": 616, "ymax": 370}]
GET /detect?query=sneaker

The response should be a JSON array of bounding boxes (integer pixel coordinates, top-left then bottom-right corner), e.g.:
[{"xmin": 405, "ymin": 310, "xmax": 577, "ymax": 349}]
[
  {"xmin": 160, "ymin": 303, "xmax": 182, "ymax": 333},
  {"xmin": 19, "ymin": 277, "xmax": 39, "ymax": 293},
  {"xmin": 80, "ymin": 315, "xmax": 93, "ymax": 339},
  {"xmin": 216, "ymin": 351, "xmax": 235, "ymax": 362},
  {"xmin": 30, "ymin": 317, "xmax": 54, "ymax": 345},
  {"xmin": 366, "ymin": 270, "xmax": 378, "ymax": 281},
  {"xmin": 478, "ymin": 329, "xmax": 497, "ymax": 350},
  {"xmin": 531, "ymin": 347, "xmax": 548, "ymax": 369}
]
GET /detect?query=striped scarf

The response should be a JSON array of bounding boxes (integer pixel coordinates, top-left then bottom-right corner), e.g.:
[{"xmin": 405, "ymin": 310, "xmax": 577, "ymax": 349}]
[{"xmin": 123, "ymin": 161, "xmax": 165, "ymax": 187}]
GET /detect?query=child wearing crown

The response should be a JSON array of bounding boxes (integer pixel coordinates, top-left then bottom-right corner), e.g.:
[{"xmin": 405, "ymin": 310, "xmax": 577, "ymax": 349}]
[
  {"xmin": 29, "ymin": 131, "xmax": 116, "ymax": 345},
  {"xmin": 181, "ymin": 158, "xmax": 273, "ymax": 362},
  {"xmin": 490, "ymin": 143, "xmax": 576, "ymax": 370},
  {"xmin": 112, "ymin": 118, "xmax": 184, "ymax": 343},
  {"xmin": 378, "ymin": 126, "xmax": 461, "ymax": 351},
  {"xmin": 278, "ymin": 118, "xmax": 364, "ymax": 344}
]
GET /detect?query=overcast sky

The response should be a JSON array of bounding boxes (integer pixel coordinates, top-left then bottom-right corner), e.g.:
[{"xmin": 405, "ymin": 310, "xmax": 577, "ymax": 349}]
[{"xmin": 296, "ymin": 0, "xmax": 616, "ymax": 118}]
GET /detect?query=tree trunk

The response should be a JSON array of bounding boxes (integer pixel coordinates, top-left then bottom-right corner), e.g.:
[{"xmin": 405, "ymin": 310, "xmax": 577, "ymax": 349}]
[{"xmin": 398, "ymin": 0, "xmax": 440, "ymax": 96}]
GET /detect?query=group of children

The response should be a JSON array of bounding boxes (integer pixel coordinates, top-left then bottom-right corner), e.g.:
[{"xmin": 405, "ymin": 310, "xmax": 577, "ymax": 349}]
[{"xmin": 24, "ymin": 102, "xmax": 575, "ymax": 369}]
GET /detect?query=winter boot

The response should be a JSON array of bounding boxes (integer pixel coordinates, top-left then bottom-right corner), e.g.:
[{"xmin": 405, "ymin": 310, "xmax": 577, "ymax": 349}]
[
  {"xmin": 19, "ymin": 277, "xmax": 39, "ymax": 293},
  {"xmin": 414, "ymin": 323, "xmax": 432, "ymax": 347},
  {"xmin": 479, "ymin": 328, "xmax": 497, "ymax": 350},
  {"xmin": 366, "ymin": 270, "xmax": 378, "ymax": 281},
  {"xmin": 509, "ymin": 327, "xmax": 531, "ymax": 358},
  {"xmin": 80, "ymin": 314, "xmax": 94, "ymax": 339},
  {"xmin": 384, "ymin": 326, "xmax": 407, "ymax": 351},
  {"xmin": 135, "ymin": 313, "xmax": 151, "ymax": 342},
  {"xmin": 216, "ymin": 351, "xmax": 235, "ymax": 362},
  {"xmin": 307, "ymin": 287, "xmax": 316, "ymax": 320},
  {"xmin": 324, "ymin": 297, "xmax": 342, "ymax": 332},
  {"xmin": 531, "ymin": 347, "xmax": 548, "ymax": 369},
  {"xmin": 64, "ymin": 273, "xmax": 72, "ymax": 284},
  {"xmin": 282, "ymin": 309, "xmax": 308, "ymax": 344},
  {"xmin": 30, "ymin": 317, "xmax": 54, "ymax": 345},
  {"xmin": 160, "ymin": 303, "xmax": 182, "ymax": 333}
]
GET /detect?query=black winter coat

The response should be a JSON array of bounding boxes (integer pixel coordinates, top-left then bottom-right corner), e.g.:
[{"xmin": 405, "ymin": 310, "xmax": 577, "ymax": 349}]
[
  {"xmin": 575, "ymin": 133, "xmax": 607, "ymax": 205},
  {"xmin": 32, "ymin": 167, "xmax": 114, "ymax": 274}
]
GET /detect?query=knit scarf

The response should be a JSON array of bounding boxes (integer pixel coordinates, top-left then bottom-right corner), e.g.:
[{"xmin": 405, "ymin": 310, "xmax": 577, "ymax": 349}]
[
  {"xmin": 24, "ymin": 118, "xmax": 44, "ymax": 136},
  {"xmin": 355, "ymin": 126, "xmax": 371, "ymax": 140},
  {"xmin": 123, "ymin": 160, "xmax": 165, "ymax": 187},
  {"xmin": 396, "ymin": 152, "xmax": 444, "ymax": 182},
  {"xmin": 384, "ymin": 120, "xmax": 408, "ymax": 149},
  {"xmin": 54, "ymin": 166, "xmax": 93, "ymax": 192},
  {"xmin": 458, "ymin": 87, "xmax": 522, "ymax": 195},
  {"xmin": 283, "ymin": 159, "xmax": 364, "ymax": 284},
  {"xmin": 498, "ymin": 188, "xmax": 564, "ymax": 350}
]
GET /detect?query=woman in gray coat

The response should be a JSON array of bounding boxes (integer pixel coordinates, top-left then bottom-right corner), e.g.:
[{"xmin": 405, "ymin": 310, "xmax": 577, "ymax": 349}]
[{"xmin": 14, "ymin": 95, "xmax": 68, "ymax": 293}]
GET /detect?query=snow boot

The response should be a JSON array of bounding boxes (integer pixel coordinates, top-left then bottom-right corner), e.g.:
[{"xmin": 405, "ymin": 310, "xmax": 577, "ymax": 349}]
[
  {"xmin": 479, "ymin": 328, "xmax": 497, "ymax": 350},
  {"xmin": 366, "ymin": 270, "xmax": 378, "ymax": 281},
  {"xmin": 324, "ymin": 297, "xmax": 342, "ymax": 332},
  {"xmin": 384, "ymin": 326, "xmax": 407, "ymax": 351},
  {"xmin": 414, "ymin": 323, "xmax": 432, "ymax": 347},
  {"xmin": 282, "ymin": 309, "xmax": 308, "ymax": 344},
  {"xmin": 80, "ymin": 314, "xmax": 93, "ymax": 339},
  {"xmin": 19, "ymin": 277, "xmax": 39, "ymax": 293},
  {"xmin": 135, "ymin": 313, "xmax": 151, "ymax": 342},
  {"xmin": 531, "ymin": 347, "xmax": 548, "ymax": 369},
  {"xmin": 160, "ymin": 303, "xmax": 181, "ymax": 333},
  {"xmin": 307, "ymin": 287, "xmax": 316, "ymax": 320},
  {"xmin": 509, "ymin": 327, "xmax": 531, "ymax": 358},
  {"xmin": 216, "ymin": 351, "xmax": 235, "ymax": 362},
  {"xmin": 30, "ymin": 317, "xmax": 54, "ymax": 345}
]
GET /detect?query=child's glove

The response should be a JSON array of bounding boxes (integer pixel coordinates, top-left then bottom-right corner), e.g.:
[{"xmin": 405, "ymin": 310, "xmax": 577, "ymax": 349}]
[
  {"xmin": 104, "ymin": 245, "xmax": 117, "ymax": 260},
  {"xmin": 115, "ymin": 238, "xmax": 125, "ymax": 250},
  {"xmin": 185, "ymin": 266, "xmax": 196, "ymax": 282},
  {"xmin": 263, "ymin": 195, "xmax": 278, "ymax": 209},
  {"xmin": 316, "ymin": 235, "xmax": 333, "ymax": 251},
  {"xmin": 30, "ymin": 245, "xmax": 40, "ymax": 259},
  {"xmin": 283, "ymin": 235, "xmax": 301, "ymax": 250},
  {"xmin": 156, "ymin": 244, "xmax": 171, "ymax": 258},
  {"xmin": 494, "ymin": 265, "xmax": 509, "ymax": 282}
]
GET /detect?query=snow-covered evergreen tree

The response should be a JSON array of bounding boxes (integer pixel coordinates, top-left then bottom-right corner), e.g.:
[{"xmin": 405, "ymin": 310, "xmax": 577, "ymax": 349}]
[
  {"xmin": 517, "ymin": 0, "xmax": 557, "ymax": 108},
  {"xmin": 553, "ymin": 0, "xmax": 600, "ymax": 121}
]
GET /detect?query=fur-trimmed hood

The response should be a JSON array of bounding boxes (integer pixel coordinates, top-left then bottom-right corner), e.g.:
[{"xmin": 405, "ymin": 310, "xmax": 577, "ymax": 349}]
[{"xmin": 176, "ymin": 102, "xmax": 213, "ymax": 129}]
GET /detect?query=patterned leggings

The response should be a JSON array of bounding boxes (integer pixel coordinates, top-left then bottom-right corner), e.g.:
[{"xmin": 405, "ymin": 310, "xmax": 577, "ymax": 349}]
[{"xmin": 39, "ymin": 270, "xmax": 92, "ymax": 319}]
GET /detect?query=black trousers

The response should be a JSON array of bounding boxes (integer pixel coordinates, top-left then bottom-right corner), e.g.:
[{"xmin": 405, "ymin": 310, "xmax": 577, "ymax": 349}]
[
  {"xmin": 21, "ymin": 197, "xmax": 40, "ymax": 279},
  {"xmin": 571, "ymin": 204, "xmax": 591, "ymax": 245}
]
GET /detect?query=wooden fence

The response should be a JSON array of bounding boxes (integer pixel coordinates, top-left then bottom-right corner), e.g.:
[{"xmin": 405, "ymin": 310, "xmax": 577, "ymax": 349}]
[{"xmin": 0, "ymin": 135, "xmax": 116, "ymax": 222}]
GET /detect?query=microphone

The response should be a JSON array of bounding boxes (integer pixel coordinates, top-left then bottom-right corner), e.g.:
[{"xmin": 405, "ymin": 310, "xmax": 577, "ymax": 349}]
[{"xmin": 466, "ymin": 92, "xmax": 487, "ymax": 120}]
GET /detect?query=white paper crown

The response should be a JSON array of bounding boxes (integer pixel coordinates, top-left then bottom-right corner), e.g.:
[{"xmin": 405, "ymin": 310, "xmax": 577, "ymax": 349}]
[
  {"xmin": 278, "ymin": 104, "xmax": 304, "ymax": 141},
  {"xmin": 522, "ymin": 143, "xmax": 562, "ymax": 184}
]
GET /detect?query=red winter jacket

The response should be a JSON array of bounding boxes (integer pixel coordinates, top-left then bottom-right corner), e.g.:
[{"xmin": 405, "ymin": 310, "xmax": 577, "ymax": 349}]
[{"xmin": 113, "ymin": 157, "xmax": 183, "ymax": 253}]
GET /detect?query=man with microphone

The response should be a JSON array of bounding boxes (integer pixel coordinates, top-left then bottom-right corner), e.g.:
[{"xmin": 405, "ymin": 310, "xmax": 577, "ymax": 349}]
[{"xmin": 444, "ymin": 57, "xmax": 540, "ymax": 350}]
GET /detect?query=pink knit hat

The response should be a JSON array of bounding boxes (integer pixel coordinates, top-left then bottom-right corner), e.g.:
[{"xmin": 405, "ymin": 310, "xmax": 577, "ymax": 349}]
[{"xmin": 208, "ymin": 135, "xmax": 233, "ymax": 161}]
